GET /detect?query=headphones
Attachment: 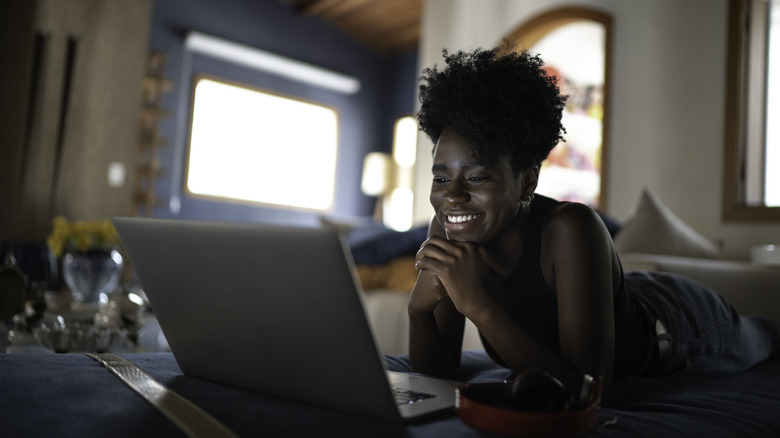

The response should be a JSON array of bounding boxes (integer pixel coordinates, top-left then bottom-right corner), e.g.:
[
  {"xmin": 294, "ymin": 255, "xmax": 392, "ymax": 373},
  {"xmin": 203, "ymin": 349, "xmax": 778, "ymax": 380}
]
[{"xmin": 456, "ymin": 371, "xmax": 601, "ymax": 437}]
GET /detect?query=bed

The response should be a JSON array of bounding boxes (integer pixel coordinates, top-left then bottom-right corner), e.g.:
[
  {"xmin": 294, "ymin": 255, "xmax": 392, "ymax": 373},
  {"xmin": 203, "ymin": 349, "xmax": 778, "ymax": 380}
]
[
  {"xmin": 4, "ymin": 205, "xmax": 780, "ymax": 436},
  {"xmin": 2, "ymin": 350, "xmax": 779, "ymax": 437}
]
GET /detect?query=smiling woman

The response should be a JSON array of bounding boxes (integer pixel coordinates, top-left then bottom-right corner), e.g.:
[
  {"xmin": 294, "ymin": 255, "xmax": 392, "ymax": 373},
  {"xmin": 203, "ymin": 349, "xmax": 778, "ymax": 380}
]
[
  {"xmin": 185, "ymin": 76, "xmax": 339, "ymax": 211},
  {"xmin": 407, "ymin": 43, "xmax": 780, "ymax": 419}
]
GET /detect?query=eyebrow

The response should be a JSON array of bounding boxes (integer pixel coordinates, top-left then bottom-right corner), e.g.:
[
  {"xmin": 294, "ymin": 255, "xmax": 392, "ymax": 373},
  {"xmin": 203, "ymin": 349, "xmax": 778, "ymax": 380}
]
[{"xmin": 431, "ymin": 161, "xmax": 487, "ymax": 172}]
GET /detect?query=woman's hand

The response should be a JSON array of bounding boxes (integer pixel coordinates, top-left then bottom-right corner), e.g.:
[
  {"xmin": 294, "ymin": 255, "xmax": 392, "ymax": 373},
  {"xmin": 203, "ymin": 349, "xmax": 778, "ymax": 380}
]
[
  {"xmin": 408, "ymin": 237, "xmax": 468, "ymax": 378},
  {"xmin": 408, "ymin": 268, "xmax": 447, "ymax": 315},
  {"xmin": 413, "ymin": 235, "xmax": 492, "ymax": 317}
]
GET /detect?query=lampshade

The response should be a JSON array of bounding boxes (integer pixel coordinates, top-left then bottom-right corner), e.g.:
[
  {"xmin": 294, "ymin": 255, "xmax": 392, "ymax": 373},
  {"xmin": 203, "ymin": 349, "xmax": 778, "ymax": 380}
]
[{"xmin": 361, "ymin": 152, "xmax": 393, "ymax": 196}]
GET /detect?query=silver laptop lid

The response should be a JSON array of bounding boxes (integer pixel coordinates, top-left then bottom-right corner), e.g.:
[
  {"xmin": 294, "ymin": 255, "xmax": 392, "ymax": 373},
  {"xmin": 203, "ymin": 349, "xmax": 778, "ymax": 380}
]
[{"xmin": 113, "ymin": 217, "xmax": 403, "ymax": 422}]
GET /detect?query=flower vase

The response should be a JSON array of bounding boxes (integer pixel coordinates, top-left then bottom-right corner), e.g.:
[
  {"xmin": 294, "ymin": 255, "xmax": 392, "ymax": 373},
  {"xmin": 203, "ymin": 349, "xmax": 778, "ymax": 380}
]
[{"xmin": 62, "ymin": 248, "xmax": 124, "ymax": 304}]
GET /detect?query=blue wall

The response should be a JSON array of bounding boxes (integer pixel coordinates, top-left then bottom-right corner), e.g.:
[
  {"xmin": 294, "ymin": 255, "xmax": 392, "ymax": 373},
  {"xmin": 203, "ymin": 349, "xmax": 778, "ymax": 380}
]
[{"xmin": 148, "ymin": 0, "xmax": 418, "ymax": 226}]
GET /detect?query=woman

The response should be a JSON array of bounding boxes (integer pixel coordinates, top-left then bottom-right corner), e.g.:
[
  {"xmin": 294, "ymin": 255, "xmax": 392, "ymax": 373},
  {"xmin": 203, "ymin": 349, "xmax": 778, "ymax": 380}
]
[{"xmin": 408, "ymin": 44, "xmax": 780, "ymax": 404}]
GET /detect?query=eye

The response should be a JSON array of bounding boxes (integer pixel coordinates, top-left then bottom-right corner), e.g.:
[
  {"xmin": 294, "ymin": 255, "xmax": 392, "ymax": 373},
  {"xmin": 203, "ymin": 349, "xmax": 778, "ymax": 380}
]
[
  {"xmin": 432, "ymin": 176, "xmax": 449, "ymax": 184},
  {"xmin": 467, "ymin": 175, "xmax": 489, "ymax": 183}
]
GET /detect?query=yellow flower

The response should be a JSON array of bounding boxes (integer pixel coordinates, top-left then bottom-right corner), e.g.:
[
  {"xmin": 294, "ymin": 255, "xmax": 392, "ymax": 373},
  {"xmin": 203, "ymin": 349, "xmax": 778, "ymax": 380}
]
[{"xmin": 47, "ymin": 216, "xmax": 121, "ymax": 257}]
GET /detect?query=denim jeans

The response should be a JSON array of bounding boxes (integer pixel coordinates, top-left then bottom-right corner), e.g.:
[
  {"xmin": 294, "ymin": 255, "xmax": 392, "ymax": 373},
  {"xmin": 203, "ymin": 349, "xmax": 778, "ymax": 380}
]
[{"xmin": 625, "ymin": 270, "xmax": 779, "ymax": 376}]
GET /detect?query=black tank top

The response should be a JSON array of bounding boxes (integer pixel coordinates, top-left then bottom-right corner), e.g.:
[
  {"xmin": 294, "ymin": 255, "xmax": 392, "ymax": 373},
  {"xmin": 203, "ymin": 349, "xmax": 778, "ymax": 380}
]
[{"xmin": 478, "ymin": 194, "xmax": 651, "ymax": 379}]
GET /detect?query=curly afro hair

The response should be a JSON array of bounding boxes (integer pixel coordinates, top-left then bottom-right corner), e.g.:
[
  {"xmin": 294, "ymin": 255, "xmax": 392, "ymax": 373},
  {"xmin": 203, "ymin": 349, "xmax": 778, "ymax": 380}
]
[{"xmin": 417, "ymin": 43, "xmax": 567, "ymax": 172}]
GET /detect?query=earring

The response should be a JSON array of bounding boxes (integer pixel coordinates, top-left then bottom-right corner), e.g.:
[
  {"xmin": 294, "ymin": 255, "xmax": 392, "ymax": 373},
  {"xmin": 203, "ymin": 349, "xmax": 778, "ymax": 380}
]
[{"xmin": 521, "ymin": 194, "xmax": 534, "ymax": 208}]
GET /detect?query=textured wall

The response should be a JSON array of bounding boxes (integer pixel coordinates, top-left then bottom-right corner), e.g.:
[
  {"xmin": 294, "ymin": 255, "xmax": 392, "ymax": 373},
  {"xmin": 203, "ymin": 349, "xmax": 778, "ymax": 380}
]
[
  {"xmin": 413, "ymin": 0, "xmax": 780, "ymax": 259},
  {"xmin": 0, "ymin": 0, "xmax": 152, "ymax": 244}
]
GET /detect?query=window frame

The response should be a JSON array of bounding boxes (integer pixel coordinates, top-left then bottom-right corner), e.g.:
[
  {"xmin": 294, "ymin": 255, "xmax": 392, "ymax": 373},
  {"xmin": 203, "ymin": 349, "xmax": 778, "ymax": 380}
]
[{"xmin": 722, "ymin": 0, "xmax": 780, "ymax": 221}]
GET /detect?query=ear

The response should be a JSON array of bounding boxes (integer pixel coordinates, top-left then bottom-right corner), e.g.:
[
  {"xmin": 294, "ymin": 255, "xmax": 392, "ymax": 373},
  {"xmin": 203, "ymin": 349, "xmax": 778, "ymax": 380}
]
[{"xmin": 520, "ymin": 165, "xmax": 540, "ymax": 199}]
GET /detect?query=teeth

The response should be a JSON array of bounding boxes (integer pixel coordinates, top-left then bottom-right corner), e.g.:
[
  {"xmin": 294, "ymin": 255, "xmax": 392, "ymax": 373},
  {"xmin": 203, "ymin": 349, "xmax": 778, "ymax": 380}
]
[{"xmin": 448, "ymin": 214, "xmax": 477, "ymax": 223}]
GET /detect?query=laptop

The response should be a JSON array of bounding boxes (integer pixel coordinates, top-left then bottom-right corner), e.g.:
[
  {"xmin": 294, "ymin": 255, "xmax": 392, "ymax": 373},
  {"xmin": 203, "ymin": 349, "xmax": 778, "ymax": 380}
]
[{"xmin": 113, "ymin": 217, "xmax": 459, "ymax": 422}]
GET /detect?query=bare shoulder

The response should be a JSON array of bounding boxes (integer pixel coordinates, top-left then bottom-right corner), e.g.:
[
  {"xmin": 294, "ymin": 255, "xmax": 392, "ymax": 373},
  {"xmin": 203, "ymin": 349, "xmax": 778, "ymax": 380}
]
[
  {"xmin": 543, "ymin": 202, "xmax": 610, "ymax": 243},
  {"xmin": 539, "ymin": 202, "xmax": 617, "ymax": 288},
  {"xmin": 539, "ymin": 201, "xmax": 622, "ymax": 301}
]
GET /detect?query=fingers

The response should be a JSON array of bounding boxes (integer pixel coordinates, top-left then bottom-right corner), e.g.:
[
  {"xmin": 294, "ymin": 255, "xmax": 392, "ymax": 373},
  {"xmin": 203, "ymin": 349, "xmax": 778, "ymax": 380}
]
[
  {"xmin": 415, "ymin": 237, "xmax": 458, "ymax": 271},
  {"xmin": 415, "ymin": 268, "xmax": 444, "ymax": 292},
  {"xmin": 415, "ymin": 254, "xmax": 440, "ymax": 271},
  {"xmin": 415, "ymin": 236, "xmax": 482, "ymax": 278},
  {"xmin": 416, "ymin": 236, "xmax": 473, "ymax": 261},
  {"xmin": 408, "ymin": 269, "xmax": 447, "ymax": 314}
]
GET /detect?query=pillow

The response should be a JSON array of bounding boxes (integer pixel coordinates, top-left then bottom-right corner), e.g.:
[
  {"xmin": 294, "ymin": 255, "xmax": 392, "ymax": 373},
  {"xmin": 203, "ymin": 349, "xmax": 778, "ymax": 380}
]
[
  {"xmin": 613, "ymin": 188, "xmax": 719, "ymax": 258},
  {"xmin": 346, "ymin": 224, "xmax": 428, "ymax": 265}
]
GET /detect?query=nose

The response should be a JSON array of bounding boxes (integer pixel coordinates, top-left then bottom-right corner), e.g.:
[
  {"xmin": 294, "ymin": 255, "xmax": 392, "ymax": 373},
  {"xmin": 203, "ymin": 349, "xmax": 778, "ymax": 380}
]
[{"xmin": 444, "ymin": 180, "xmax": 470, "ymax": 205}]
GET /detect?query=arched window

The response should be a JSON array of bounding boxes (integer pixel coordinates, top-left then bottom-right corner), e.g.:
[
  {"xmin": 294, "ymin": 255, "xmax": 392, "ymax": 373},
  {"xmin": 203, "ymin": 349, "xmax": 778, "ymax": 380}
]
[{"xmin": 507, "ymin": 8, "xmax": 612, "ymax": 210}]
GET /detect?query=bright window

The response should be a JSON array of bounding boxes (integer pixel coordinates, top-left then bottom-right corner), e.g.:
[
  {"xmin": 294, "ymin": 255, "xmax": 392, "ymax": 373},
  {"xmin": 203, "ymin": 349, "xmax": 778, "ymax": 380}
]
[
  {"xmin": 508, "ymin": 8, "xmax": 611, "ymax": 209},
  {"xmin": 728, "ymin": 0, "xmax": 780, "ymax": 218},
  {"xmin": 765, "ymin": 0, "xmax": 780, "ymax": 205},
  {"xmin": 186, "ymin": 77, "xmax": 338, "ymax": 210},
  {"xmin": 530, "ymin": 21, "xmax": 606, "ymax": 208}
]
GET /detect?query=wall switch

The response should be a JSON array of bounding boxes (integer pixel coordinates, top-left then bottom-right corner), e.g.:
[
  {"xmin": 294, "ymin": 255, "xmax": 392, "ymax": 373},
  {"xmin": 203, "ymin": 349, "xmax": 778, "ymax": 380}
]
[{"xmin": 108, "ymin": 162, "xmax": 126, "ymax": 188}]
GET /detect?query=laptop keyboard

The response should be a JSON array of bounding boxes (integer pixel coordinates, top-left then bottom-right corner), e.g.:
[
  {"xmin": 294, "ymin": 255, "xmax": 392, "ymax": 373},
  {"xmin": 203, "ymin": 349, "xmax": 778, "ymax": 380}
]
[{"xmin": 392, "ymin": 387, "xmax": 437, "ymax": 405}]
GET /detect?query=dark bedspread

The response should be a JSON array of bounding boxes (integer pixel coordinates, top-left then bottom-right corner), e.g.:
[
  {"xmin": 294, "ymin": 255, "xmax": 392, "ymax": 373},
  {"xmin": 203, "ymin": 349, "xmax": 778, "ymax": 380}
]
[{"xmin": 2, "ymin": 351, "xmax": 779, "ymax": 437}]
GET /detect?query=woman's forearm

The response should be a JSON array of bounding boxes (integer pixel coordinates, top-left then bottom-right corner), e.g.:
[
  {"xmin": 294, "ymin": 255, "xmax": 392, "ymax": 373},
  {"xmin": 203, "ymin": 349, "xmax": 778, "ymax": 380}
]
[
  {"xmin": 408, "ymin": 307, "xmax": 462, "ymax": 379},
  {"xmin": 469, "ymin": 299, "xmax": 584, "ymax": 391}
]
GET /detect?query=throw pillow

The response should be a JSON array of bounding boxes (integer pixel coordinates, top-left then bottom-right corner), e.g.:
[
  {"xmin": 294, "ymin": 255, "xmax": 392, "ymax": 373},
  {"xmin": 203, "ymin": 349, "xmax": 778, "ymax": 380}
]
[
  {"xmin": 347, "ymin": 224, "xmax": 428, "ymax": 265},
  {"xmin": 614, "ymin": 188, "xmax": 719, "ymax": 258}
]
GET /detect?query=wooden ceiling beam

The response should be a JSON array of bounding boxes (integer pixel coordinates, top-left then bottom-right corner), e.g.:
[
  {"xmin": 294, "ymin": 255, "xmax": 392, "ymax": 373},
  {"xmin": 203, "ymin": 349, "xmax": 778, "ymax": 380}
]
[{"xmin": 286, "ymin": 0, "xmax": 420, "ymax": 55}]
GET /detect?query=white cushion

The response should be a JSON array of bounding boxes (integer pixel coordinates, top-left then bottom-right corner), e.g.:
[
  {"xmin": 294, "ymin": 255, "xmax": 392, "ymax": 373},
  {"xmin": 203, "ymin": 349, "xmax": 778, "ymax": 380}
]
[{"xmin": 614, "ymin": 188, "xmax": 719, "ymax": 258}]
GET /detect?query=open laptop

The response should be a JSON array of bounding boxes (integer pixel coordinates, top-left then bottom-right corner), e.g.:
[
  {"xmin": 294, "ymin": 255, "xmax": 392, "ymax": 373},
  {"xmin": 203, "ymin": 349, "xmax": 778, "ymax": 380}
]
[{"xmin": 113, "ymin": 217, "xmax": 459, "ymax": 422}]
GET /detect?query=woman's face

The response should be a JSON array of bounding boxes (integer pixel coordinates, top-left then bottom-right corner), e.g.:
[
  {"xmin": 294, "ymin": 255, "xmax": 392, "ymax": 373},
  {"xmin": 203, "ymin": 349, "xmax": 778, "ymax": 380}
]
[{"xmin": 430, "ymin": 127, "xmax": 528, "ymax": 244}]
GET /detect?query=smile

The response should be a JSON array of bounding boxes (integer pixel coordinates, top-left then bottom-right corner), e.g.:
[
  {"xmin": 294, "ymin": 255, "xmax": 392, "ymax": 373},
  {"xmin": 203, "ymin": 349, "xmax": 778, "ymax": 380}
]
[{"xmin": 447, "ymin": 214, "xmax": 481, "ymax": 223}]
